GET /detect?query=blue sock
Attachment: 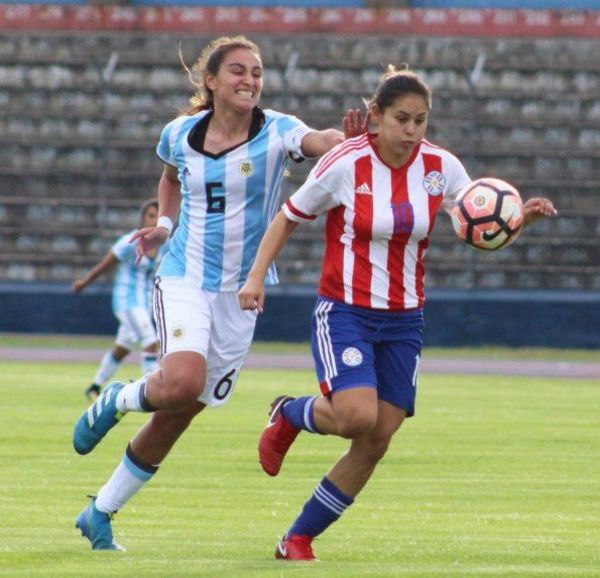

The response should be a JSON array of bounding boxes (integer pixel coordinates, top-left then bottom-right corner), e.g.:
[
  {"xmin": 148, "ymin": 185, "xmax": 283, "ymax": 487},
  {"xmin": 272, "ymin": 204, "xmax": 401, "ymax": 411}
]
[
  {"xmin": 288, "ymin": 476, "xmax": 354, "ymax": 538},
  {"xmin": 282, "ymin": 396, "xmax": 320, "ymax": 433}
]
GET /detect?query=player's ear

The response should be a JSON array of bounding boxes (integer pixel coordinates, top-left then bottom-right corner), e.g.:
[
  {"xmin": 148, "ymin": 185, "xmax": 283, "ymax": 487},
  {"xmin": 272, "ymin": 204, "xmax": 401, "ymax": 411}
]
[
  {"xmin": 369, "ymin": 103, "xmax": 381, "ymax": 125},
  {"xmin": 204, "ymin": 71, "xmax": 217, "ymax": 92}
]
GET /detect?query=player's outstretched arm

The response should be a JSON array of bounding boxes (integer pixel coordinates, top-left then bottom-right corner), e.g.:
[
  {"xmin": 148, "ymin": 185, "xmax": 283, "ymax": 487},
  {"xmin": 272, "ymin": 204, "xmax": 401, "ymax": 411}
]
[
  {"xmin": 301, "ymin": 129, "xmax": 344, "ymax": 158},
  {"xmin": 300, "ymin": 109, "xmax": 369, "ymax": 158},
  {"xmin": 523, "ymin": 197, "xmax": 557, "ymax": 227},
  {"xmin": 72, "ymin": 251, "xmax": 118, "ymax": 293},
  {"xmin": 131, "ymin": 165, "xmax": 181, "ymax": 262},
  {"xmin": 238, "ymin": 211, "xmax": 299, "ymax": 313}
]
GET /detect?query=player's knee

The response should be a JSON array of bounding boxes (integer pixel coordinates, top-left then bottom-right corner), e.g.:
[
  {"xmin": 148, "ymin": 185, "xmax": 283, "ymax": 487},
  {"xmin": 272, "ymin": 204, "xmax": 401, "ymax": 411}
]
[
  {"xmin": 336, "ymin": 412, "xmax": 377, "ymax": 439},
  {"xmin": 164, "ymin": 371, "xmax": 204, "ymax": 406}
]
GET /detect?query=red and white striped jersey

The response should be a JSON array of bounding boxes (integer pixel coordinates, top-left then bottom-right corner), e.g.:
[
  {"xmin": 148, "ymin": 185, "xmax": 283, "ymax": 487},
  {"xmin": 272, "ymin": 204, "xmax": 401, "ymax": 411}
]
[{"xmin": 283, "ymin": 133, "xmax": 471, "ymax": 310}]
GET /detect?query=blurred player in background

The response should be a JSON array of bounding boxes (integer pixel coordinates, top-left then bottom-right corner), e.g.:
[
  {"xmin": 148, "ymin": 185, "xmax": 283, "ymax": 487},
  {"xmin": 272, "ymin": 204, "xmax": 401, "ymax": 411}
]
[
  {"xmin": 238, "ymin": 64, "xmax": 556, "ymax": 561},
  {"xmin": 72, "ymin": 199, "xmax": 166, "ymax": 400},
  {"xmin": 71, "ymin": 35, "xmax": 365, "ymax": 550}
]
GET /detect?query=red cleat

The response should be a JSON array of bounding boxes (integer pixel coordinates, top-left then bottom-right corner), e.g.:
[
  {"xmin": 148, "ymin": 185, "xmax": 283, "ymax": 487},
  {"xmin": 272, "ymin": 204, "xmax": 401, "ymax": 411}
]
[
  {"xmin": 275, "ymin": 534, "xmax": 317, "ymax": 561},
  {"xmin": 258, "ymin": 395, "xmax": 300, "ymax": 476}
]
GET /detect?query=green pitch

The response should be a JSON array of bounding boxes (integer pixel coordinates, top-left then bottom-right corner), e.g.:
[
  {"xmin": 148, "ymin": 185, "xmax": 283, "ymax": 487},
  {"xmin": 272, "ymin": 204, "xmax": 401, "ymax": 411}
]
[
  {"xmin": 1, "ymin": 332, "xmax": 600, "ymax": 361},
  {"xmin": 0, "ymin": 361, "xmax": 598, "ymax": 577}
]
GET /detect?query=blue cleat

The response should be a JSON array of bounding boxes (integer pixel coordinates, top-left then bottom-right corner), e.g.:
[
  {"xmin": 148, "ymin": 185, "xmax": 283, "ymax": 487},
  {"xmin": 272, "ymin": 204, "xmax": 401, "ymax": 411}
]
[
  {"xmin": 73, "ymin": 381, "xmax": 125, "ymax": 455},
  {"xmin": 76, "ymin": 497, "xmax": 125, "ymax": 551}
]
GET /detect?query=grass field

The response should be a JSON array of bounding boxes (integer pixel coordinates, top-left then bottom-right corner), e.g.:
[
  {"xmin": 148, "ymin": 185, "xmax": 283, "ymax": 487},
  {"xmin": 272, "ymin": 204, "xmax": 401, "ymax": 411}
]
[
  {"xmin": 1, "ymin": 332, "xmax": 600, "ymax": 362},
  {"xmin": 0, "ymin": 358, "xmax": 598, "ymax": 577}
]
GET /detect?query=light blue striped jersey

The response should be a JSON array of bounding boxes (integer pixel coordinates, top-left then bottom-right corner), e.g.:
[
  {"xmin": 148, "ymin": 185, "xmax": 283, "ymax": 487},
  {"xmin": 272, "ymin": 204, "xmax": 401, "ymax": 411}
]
[
  {"xmin": 155, "ymin": 108, "xmax": 311, "ymax": 291},
  {"xmin": 111, "ymin": 231, "xmax": 168, "ymax": 313}
]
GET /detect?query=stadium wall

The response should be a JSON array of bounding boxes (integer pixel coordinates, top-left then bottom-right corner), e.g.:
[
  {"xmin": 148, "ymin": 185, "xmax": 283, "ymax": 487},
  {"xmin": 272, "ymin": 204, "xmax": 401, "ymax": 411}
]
[
  {"xmin": 2, "ymin": 5, "xmax": 600, "ymax": 36},
  {"xmin": 2, "ymin": 283, "xmax": 598, "ymax": 348}
]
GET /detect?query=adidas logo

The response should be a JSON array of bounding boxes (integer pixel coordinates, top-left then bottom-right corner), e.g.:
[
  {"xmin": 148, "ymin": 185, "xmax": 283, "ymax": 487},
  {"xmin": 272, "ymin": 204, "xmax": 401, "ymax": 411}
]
[
  {"xmin": 183, "ymin": 167, "xmax": 191, "ymax": 176},
  {"xmin": 355, "ymin": 183, "xmax": 372, "ymax": 195},
  {"xmin": 87, "ymin": 388, "xmax": 111, "ymax": 427}
]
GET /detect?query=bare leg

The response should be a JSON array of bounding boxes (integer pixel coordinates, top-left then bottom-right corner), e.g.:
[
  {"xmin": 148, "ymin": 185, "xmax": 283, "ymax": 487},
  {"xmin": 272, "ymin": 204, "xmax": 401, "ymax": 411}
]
[
  {"xmin": 130, "ymin": 400, "xmax": 205, "ymax": 465},
  {"xmin": 275, "ymin": 401, "xmax": 405, "ymax": 560},
  {"xmin": 313, "ymin": 387, "xmax": 379, "ymax": 438},
  {"xmin": 141, "ymin": 342, "xmax": 158, "ymax": 354},
  {"xmin": 111, "ymin": 345, "xmax": 130, "ymax": 361},
  {"xmin": 143, "ymin": 351, "xmax": 207, "ymax": 410},
  {"xmin": 327, "ymin": 400, "xmax": 406, "ymax": 497},
  {"xmin": 91, "ymin": 401, "xmax": 205, "ymax": 518}
]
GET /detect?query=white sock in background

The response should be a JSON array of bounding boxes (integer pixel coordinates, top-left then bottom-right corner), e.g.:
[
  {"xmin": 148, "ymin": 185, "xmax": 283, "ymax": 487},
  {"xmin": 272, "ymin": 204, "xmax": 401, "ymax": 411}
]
[
  {"xmin": 92, "ymin": 351, "xmax": 121, "ymax": 386},
  {"xmin": 140, "ymin": 351, "xmax": 159, "ymax": 375}
]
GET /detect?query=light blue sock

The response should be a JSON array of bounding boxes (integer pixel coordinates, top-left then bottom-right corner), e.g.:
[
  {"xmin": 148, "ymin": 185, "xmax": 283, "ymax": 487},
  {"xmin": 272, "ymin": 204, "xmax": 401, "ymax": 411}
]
[{"xmin": 95, "ymin": 444, "xmax": 158, "ymax": 513}]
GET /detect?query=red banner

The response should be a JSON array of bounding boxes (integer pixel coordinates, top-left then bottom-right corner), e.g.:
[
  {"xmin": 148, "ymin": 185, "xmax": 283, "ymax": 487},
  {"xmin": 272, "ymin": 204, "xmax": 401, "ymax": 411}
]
[{"xmin": 1, "ymin": 5, "xmax": 600, "ymax": 37}]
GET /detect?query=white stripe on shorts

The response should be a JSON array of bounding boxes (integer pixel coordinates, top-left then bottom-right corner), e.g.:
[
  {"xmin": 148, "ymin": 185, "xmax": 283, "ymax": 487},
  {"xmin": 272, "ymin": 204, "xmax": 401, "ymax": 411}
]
[{"xmin": 315, "ymin": 301, "xmax": 337, "ymax": 382}]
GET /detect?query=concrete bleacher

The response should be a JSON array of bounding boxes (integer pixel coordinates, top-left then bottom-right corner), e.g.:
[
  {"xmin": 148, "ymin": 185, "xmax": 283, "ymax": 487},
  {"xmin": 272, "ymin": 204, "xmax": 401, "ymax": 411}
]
[{"xmin": 1, "ymin": 30, "xmax": 599, "ymax": 291}]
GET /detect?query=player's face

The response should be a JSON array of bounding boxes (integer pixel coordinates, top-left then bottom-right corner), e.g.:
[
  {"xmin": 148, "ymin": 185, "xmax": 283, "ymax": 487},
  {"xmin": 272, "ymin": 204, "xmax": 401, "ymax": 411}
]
[
  {"xmin": 372, "ymin": 93, "xmax": 429, "ymax": 165},
  {"xmin": 206, "ymin": 48, "xmax": 263, "ymax": 113},
  {"xmin": 142, "ymin": 205, "xmax": 158, "ymax": 228}
]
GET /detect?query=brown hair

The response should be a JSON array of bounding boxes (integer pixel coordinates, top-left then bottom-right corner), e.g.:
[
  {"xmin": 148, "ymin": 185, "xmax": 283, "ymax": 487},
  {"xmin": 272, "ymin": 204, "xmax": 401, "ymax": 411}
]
[
  {"xmin": 366, "ymin": 64, "xmax": 432, "ymax": 112},
  {"xmin": 181, "ymin": 36, "xmax": 261, "ymax": 115},
  {"xmin": 140, "ymin": 199, "xmax": 158, "ymax": 224}
]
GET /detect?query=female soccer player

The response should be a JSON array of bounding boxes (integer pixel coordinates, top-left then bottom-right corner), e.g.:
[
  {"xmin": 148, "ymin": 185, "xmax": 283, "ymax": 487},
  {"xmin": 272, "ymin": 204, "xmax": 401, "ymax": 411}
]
[
  {"xmin": 238, "ymin": 64, "xmax": 557, "ymax": 561},
  {"xmin": 72, "ymin": 200, "xmax": 165, "ymax": 400},
  {"xmin": 72, "ymin": 35, "xmax": 364, "ymax": 550}
]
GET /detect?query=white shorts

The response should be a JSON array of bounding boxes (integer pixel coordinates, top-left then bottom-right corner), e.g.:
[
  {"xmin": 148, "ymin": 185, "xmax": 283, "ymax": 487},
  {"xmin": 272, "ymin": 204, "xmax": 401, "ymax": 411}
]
[
  {"xmin": 114, "ymin": 307, "xmax": 158, "ymax": 350},
  {"xmin": 153, "ymin": 276, "xmax": 258, "ymax": 408}
]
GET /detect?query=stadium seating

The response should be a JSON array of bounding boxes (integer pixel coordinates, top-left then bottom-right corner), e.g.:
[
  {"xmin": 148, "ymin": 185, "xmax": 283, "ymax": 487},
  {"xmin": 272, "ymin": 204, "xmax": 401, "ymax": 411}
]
[
  {"xmin": 412, "ymin": 0, "xmax": 600, "ymax": 8},
  {"xmin": 1, "ymin": 30, "xmax": 599, "ymax": 290},
  {"xmin": 0, "ymin": 0, "xmax": 364, "ymax": 4}
]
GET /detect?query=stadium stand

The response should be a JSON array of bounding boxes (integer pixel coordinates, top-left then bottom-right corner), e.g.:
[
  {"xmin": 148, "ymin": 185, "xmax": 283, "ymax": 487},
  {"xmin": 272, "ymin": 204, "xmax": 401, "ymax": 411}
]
[
  {"xmin": 412, "ymin": 1, "xmax": 600, "ymax": 8},
  {"xmin": 1, "ymin": 7, "xmax": 599, "ymax": 298},
  {"xmin": 0, "ymin": 0, "xmax": 365, "ymax": 4}
]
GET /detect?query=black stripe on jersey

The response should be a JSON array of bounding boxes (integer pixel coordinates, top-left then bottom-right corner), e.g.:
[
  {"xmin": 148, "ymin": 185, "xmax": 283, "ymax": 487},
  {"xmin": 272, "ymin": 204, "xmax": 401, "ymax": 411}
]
[{"xmin": 187, "ymin": 107, "xmax": 265, "ymax": 159}]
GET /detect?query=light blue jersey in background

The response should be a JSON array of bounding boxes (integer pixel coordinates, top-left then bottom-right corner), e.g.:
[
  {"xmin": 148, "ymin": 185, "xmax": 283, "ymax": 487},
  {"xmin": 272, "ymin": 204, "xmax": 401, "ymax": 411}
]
[{"xmin": 111, "ymin": 231, "xmax": 168, "ymax": 313}]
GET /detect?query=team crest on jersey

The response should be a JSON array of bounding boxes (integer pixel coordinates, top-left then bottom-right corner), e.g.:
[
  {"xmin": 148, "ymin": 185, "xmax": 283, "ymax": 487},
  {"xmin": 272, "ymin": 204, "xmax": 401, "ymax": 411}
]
[
  {"xmin": 172, "ymin": 327, "xmax": 184, "ymax": 339},
  {"xmin": 342, "ymin": 347, "xmax": 363, "ymax": 367},
  {"xmin": 423, "ymin": 171, "xmax": 446, "ymax": 196},
  {"xmin": 239, "ymin": 160, "xmax": 253, "ymax": 178}
]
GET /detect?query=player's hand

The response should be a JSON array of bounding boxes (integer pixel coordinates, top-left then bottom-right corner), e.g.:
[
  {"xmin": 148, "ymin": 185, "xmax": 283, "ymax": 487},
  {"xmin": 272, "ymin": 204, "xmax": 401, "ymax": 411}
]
[
  {"xmin": 131, "ymin": 226, "xmax": 169, "ymax": 264},
  {"xmin": 72, "ymin": 279, "xmax": 86, "ymax": 293},
  {"xmin": 342, "ymin": 109, "xmax": 370, "ymax": 139},
  {"xmin": 238, "ymin": 276, "xmax": 265, "ymax": 314},
  {"xmin": 523, "ymin": 197, "xmax": 557, "ymax": 227}
]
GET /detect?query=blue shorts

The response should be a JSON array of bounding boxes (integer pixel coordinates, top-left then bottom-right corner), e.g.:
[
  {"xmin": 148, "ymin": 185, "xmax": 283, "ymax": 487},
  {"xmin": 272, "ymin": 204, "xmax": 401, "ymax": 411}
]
[{"xmin": 311, "ymin": 296, "xmax": 424, "ymax": 417}]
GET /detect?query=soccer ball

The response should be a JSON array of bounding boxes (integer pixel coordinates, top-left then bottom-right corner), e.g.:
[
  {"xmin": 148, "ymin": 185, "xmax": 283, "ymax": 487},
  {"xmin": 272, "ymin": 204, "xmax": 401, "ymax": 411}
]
[{"xmin": 451, "ymin": 178, "xmax": 524, "ymax": 251}]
